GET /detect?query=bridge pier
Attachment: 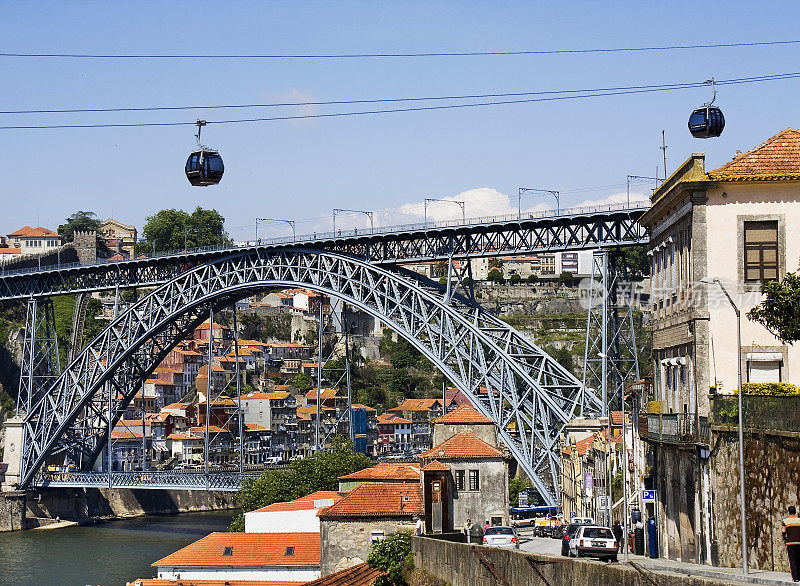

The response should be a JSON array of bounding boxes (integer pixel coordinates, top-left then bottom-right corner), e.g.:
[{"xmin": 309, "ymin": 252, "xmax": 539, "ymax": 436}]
[{"xmin": 1, "ymin": 416, "xmax": 24, "ymax": 492}]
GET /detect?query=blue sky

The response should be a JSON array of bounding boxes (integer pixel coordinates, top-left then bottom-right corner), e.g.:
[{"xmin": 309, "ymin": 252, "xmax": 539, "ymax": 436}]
[{"xmin": 2, "ymin": 1, "xmax": 799, "ymax": 241}]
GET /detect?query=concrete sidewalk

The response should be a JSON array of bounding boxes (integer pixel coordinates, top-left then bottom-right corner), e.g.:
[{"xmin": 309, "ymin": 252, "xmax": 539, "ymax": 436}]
[{"xmin": 626, "ymin": 554, "xmax": 797, "ymax": 585}]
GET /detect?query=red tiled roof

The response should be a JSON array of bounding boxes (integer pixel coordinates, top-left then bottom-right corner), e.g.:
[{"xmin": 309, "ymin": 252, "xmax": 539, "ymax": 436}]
[
  {"xmin": 167, "ymin": 432, "xmax": 199, "ymax": 440},
  {"xmin": 574, "ymin": 434, "xmax": 596, "ymax": 456},
  {"xmin": 421, "ymin": 460, "xmax": 450, "ymax": 472},
  {"xmin": 301, "ymin": 562, "xmax": 385, "ymax": 586},
  {"xmin": 7, "ymin": 225, "xmax": 59, "ymax": 238},
  {"xmin": 377, "ymin": 413, "xmax": 412, "ymax": 425},
  {"xmin": 338, "ymin": 463, "xmax": 420, "ymax": 482},
  {"xmin": 436, "ymin": 404, "xmax": 492, "ymax": 425},
  {"xmin": 611, "ymin": 411, "xmax": 623, "ymax": 426},
  {"xmin": 318, "ymin": 482, "xmax": 423, "ymax": 518},
  {"xmin": 152, "ymin": 532, "xmax": 321, "ymax": 567},
  {"xmin": 0, "ymin": 248, "xmax": 22, "ymax": 255},
  {"xmin": 305, "ymin": 388, "xmax": 339, "ymax": 400},
  {"xmin": 252, "ymin": 491, "xmax": 347, "ymax": 514},
  {"xmin": 110, "ymin": 429, "xmax": 143, "ymax": 440},
  {"xmin": 390, "ymin": 398, "xmax": 442, "ymax": 412},
  {"xmin": 418, "ymin": 432, "xmax": 503, "ymax": 460},
  {"xmin": 709, "ymin": 128, "xmax": 800, "ymax": 181},
  {"xmin": 350, "ymin": 403, "xmax": 376, "ymax": 412}
]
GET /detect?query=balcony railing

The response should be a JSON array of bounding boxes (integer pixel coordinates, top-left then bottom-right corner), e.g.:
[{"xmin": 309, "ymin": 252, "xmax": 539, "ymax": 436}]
[
  {"xmin": 645, "ymin": 413, "xmax": 709, "ymax": 445},
  {"xmin": 712, "ymin": 395, "xmax": 800, "ymax": 433}
]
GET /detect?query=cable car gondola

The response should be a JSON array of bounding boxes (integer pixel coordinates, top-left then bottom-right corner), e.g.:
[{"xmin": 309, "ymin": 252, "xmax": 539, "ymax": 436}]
[
  {"xmin": 688, "ymin": 79, "xmax": 725, "ymax": 139},
  {"xmin": 185, "ymin": 120, "xmax": 224, "ymax": 186}
]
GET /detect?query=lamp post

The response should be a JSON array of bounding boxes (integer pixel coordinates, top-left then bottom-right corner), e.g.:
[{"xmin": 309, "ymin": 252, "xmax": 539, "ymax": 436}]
[
  {"xmin": 255, "ymin": 218, "xmax": 296, "ymax": 243},
  {"xmin": 700, "ymin": 276, "xmax": 747, "ymax": 575},
  {"xmin": 626, "ymin": 175, "xmax": 661, "ymax": 208},
  {"xmin": 518, "ymin": 188, "xmax": 560, "ymax": 220},
  {"xmin": 424, "ymin": 198, "xmax": 466, "ymax": 227},
  {"xmin": 333, "ymin": 209, "xmax": 374, "ymax": 235}
]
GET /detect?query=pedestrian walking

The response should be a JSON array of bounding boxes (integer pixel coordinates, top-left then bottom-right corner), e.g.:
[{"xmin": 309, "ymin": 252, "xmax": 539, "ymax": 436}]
[
  {"xmin": 612, "ymin": 520, "xmax": 624, "ymax": 552},
  {"xmin": 783, "ymin": 506, "xmax": 800, "ymax": 582},
  {"xmin": 484, "ymin": 520, "xmax": 491, "ymax": 533},
  {"xmin": 463, "ymin": 518, "xmax": 472, "ymax": 543},
  {"xmin": 414, "ymin": 516, "xmax": 424, "ymax": 536}
]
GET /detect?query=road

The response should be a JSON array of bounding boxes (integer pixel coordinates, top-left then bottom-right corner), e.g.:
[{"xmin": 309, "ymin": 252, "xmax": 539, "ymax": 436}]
[{"xmin": 517, "ymin": 530, "xmax": 562, "ymax": 556}]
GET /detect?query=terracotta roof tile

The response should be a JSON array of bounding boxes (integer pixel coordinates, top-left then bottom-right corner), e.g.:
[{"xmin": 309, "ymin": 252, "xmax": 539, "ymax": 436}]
[
  {"xmin": 350, "ymin": 403, "xmax": 377, "ymax": 412},
  {"xmin": 319, "ymin": 482, "xmax": 423, "ymax": 518},
  {"xmin": 338, "ymin": 463, "xmax": 420, "ymax": 482},
  {"xmin": 152, "ymin": 532, "xmax": 320, "ymax": 567},
  {"xmin": 7, "ymin": 225, "xmax": 59, "ymax": 238},
  {"xmin": 377, "ymin": 413, "xmax": 412, "ymax": 425},
  {"xmin": 709, "ymin": 128, "xmax": 800, "ymax": 181},
  {"xmin": 418, "ymin": 432, "xmax": 503, "ymax": 460},
  {"xmin": 436, "ymin": 404, "xmax": 493, "ymax": 425},
  {"xmin": 301, "ymin": 562, "xmax": 385, "ymax": 586},
  {"xmin": 421, "ymin": 460, "xmax": 450, "ymax": 472},
  {"xmin": 390, "ymin": 398, "xmax": 442, "ymax": 412},
  {"xmin": 252, "ymin": 491, "xmax": 347, "ymax": 514}
]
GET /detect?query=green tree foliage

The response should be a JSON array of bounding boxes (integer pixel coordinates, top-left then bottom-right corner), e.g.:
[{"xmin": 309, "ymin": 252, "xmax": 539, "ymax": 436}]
[
  {"xmin": 509, "ymin": 273, "xmax": 522, "ymax": 284},
  {"xmin": 487, "ymin": 268, "xmax": 504, "ymax": 284},
  {"xmin": 141, "ymin": 207, "xmax": 231, "ymax": 253},
  {"xmin": 57, "ymin": 211, "xmax": 110, "ymax": 255},
  {"xmin": 488, "ymin": 258, "xmax": 503, "ymax": 269},
  {"xmin": 558, "ymin": 271, "xmax": 574, "ymax": 284},
  {"xmin": 527, "ymin": 273, "xmax": 539, "ymax": 283},
  {"xmin": 438, "ymin": 276, "xmax": 448, "ymax": 286},
  {"xmin": 367, "ymin": 532, "xmax": 413, "ymax": 586},
  {"xmin": 229, "ymin": 438, "xmax": 371, "ymax": 531},
  {"xmin": 620, "ymin": 244, "xmax": 650, "ymax": 279},
  {"xmin": 509, "ymin": 477, "xmax": 532, "ymax": 507},
  {"xmin": 389, "ymin": 338, "xmax": 422, "ymax": 370},
  {"xmin": 434, "ymin": 261, "xmax": 448, "ymax": 277},
  {"xmin": 238, "ymin": 311, "xmax": 291, "ymax": 341},
  {"xmin": 747, "ymin": 272, "xmax": 800, "ymax": 343},
  {"xmin": 542, "ymin": 344, "xmax": 575, "ymax": 376},
  {"xmin": 292, "ymin": 372, "xmax": 313, "ymax": 391}
]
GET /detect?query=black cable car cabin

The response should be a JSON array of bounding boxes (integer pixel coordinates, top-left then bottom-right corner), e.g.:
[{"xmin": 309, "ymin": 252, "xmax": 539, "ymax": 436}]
[
  {"xmin": 185, "ymin": 148, "xmax": 224, "ymax": 186},
  {"xmin": 688, "ymin": 105, "xmax": 725, "ymax": 139}
]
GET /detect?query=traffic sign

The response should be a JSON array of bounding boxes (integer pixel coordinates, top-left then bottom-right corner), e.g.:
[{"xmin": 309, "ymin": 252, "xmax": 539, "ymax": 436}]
[{"xmin": 642, "ymin": 490, "xmax": 656, "ymax": 503}]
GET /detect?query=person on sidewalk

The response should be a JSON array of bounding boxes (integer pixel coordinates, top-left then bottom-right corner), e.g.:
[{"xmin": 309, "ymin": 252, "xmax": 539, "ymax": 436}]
[
  {"xmin": 484, "ymin": 520, "xmax": 491, "ymax": 533},
  {"xmin": 783, "ymin": 506, "xmax": 800, "ymax": 582},
  {"xmin": 612, "ymin": 520, "xmax": 624, "ymax": 552},
  {"xmin": 463, "ymin": 518, "xmax": 472, "ymax": 544}
]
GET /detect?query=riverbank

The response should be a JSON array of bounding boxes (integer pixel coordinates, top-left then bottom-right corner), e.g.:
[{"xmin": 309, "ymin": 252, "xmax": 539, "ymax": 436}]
[{"xmin": 0, "ymin": 509, "xmax": 237, "ymax": 586}]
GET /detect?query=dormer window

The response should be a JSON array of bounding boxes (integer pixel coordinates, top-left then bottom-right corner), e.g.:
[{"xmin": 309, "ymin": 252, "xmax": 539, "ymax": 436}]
[
  {"xmin": 285, "ymin": 546, "xmax": 295, "ymax": 556},
  {"xmin": 222, "ymin": 546, "xmax": 233, "ymax": 556}
]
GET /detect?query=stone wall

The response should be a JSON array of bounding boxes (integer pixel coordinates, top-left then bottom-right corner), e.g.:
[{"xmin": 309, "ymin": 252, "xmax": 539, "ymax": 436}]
[
  {"xmin": 449, "ymin": 458, "xmax": 508, "ymax": 528},
  {"xmin": 0, "ymin": 490, "xmax": 26, "ymax": 531},
  {"xmin": 711, "ymin": 427, "xmax": 800, "ymax": 572},
  {"xmin": 413, "ymin": 536, "xmax": 748, "ymax": 586},
  {"xmin": 320, "ymin": 518, "xmax": 415, "ymax": 576},
  {"xmin": 24, "ymin": 487, "xmax": 236, "ymax": 522}
]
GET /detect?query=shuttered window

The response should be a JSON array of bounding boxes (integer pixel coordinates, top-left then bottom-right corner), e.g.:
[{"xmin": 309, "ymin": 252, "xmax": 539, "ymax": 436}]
[{"xmin": 744, "ymin": 221, "xmax": 779, "ymax": 282}]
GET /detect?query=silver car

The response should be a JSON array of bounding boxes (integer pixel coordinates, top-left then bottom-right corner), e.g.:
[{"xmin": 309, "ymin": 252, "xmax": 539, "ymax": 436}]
[
  {"xmin": 568, "ymin": 525, "xmax": 618, "ymax": 562},
  {"xmin": 482, "ymin": 526, "xmax": 519, "ymax": 549}
]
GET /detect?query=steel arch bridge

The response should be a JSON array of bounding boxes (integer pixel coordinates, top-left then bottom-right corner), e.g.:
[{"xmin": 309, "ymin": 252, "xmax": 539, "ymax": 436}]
[{"xmin": 18, "ymin": 248, "xmax": 602, "ymax": 505}]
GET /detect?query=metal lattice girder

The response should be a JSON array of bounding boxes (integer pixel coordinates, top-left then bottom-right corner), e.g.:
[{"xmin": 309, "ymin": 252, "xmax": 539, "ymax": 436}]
[
  {"xmin": 17, "ymin": 297, "xmax": 60, "ymax": 415},
  {"xmin": 0, "ymin": 207, "xmax": 648, "ymax": 302},
  {"xmin": 582, "ymin": 251, "xmax": 640, "ymax": 415},
  {"xmin": 32, "ymin": 471, "xmax": 258, "ymax": 491},
  {"xmin": 19, "ymin": 249, "xmax": 601, "ymax": 504}
]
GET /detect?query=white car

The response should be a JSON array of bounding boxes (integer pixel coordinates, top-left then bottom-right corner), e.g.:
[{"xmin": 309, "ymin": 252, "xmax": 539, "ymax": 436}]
[
  {"xmin": 568, "ymin": 525, "xmax": 617, "ymax": 562},
  {"xmin": 482, "ymin": 526, "xmax": 519, "ymax": 549}
]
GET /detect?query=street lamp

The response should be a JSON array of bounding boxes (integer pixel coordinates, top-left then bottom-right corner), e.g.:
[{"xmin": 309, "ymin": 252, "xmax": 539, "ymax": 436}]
[
  {"xmin": 424, "ymin": 198, "xmax": 466, "ymax": 227},
  {"xmin": 333, "ymin": 209, "xmax": 374, "ymax": 235},
  {"xmin": 518, "ymin": 188, "xmax": 560, "ymax": 220},
  {"xmin": 700, "ymin": 276, "xmax": 748, "ymax": 575},
  {"xmin": 626, "ymin": 175, "xmax": 661, "ymax": 208},
  {"xmin": 255, "ymin": 218, "xmax": 296, "ymax": 243}
]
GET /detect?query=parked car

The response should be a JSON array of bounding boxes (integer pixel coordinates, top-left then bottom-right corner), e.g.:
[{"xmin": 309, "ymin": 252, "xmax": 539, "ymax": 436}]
[
  {"xmin": 568, "ymin": 525, "xmax": 618, "ymax": 562},
  {"xmin": 482, "ymin": 526, "xmax": 519, "ymax": 549},
  {"xmin": 560, "ymin": 523, "xmax": 586, "ymax": 556}
]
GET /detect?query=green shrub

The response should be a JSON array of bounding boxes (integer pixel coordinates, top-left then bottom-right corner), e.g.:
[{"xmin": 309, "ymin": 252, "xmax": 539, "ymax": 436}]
[{"xmin": 739, "ymin": 382, "xmax": 800, "ymax": 396}]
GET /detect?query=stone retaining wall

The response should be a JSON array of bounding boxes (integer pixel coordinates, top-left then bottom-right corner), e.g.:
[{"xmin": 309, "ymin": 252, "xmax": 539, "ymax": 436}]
[{"xmin": 412, "ymin": 536, "xmax": 742, "ymax": 586}]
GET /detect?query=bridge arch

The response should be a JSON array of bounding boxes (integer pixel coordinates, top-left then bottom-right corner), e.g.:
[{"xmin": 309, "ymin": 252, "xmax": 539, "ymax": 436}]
[{"xmin": 20, "ymin": 248, "xmax": 600, "ymax": 504}]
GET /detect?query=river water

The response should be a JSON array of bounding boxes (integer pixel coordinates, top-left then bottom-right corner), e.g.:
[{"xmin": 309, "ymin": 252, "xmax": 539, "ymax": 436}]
[{"xmin": 0, "ymin": 510, "xmax": 237, "ymax": 586}]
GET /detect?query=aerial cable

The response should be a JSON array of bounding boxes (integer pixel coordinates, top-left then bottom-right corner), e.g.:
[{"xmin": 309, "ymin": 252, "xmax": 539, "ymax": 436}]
[
  {"xmin": 1, "ymin": 39, "xmax": 798, "ymax": 59},
  {"xmin": 1, "ymin": 71, "xmax": 798, "ymax": 131}
]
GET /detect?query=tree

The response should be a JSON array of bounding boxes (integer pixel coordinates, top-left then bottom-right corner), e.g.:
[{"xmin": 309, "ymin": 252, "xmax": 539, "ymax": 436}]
[
  {"xmin": 57, "ymin": 211, "xmax": 110, "ymax": 255},
  {"xmin": 433, "ymin": 261, "xmax": 448, "ymax": 277},
  {"xmin": 621, "ymin": 244, "xmax": 650, "ymax": 279},
  {"xmin": 229, "ymin": 438, "xmax": 370, "ymax": 531},
  {"xmin": 292, "ymin": 372, "xmax": 313, "ymax": 391},
  {"xmin": 558, "ymin": 271, "xmax": 574, "ymax": 285},
  {"xmin": 747, "ymin": 272, "xmax": 800, "ymax": 343},
  {"xmin": 141, "ymin": 207, "xmax": 231, "ymax": 253},
  {"xmin": 527, "ymin": 273, "xmax": 539, "ymax": 284},
  {"xmin": 509, "ymin": 273, "xmax": 522, "ymax": 284},
  {"xmin": 368, "ymin": 532, "xmax": 413, "ymax": 586},
  {"xmin": 488, "ymin": 258, "xmax": 504, "ymax": 269},
  {"xmin": 389, "ymin": 338, "xmax": 421, "ymax": 369},
  {"xmin": 509, "ymin": 477, "xmax": 532, "ymax": 508},
  {"xmin": 487, "ymin": 269, "xmax": 504, "ymax": 284}
]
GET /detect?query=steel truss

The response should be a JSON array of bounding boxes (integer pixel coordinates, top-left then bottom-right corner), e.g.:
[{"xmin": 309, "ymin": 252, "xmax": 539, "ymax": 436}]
[
  {"xmin": 0, "ymin": 208, "xmax": 647, "ymax": 302},
  {"xmin": 33, "ymin": 470, "xmax": 258, "ymax": 491},
  {"xmin": 18, "ymin": 297, "xmax": 60, "ymax": 415},
  {"xmin": 19, "ymin": 249, "xmax": 602, "ymax": 503},
  {"xmin": 581, "ymin": 251, "xmax": 640, "ymax": 415}
]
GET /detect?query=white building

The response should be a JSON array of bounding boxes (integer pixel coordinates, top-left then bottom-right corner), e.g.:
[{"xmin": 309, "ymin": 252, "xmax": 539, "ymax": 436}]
[
  {"xmin": 5, "ymin": 226, "xmax": 62, "ymax": 254},
  {"xmin": 244, "ymin": 490, "xmax": 345, "ymax": 533}
]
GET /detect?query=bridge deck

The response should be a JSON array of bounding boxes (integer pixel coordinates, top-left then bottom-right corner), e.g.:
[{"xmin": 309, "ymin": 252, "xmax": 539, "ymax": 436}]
[
  {"xmin": 0, "ymin": 202, "xmax": 648, "ymax": 301},
  {"xmin": 33, "ymin": 471, "xmax": 260, "ymax": 491}
]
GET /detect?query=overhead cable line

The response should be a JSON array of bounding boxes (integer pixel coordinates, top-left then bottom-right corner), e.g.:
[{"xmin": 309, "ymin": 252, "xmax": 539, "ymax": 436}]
[
  {"xmin": 1, "ymin": 71, "xmax": 799, "ymax": 130},
  {"xmin": 1, "ymin": 39, "xmax": 798, "ymax": 59}
]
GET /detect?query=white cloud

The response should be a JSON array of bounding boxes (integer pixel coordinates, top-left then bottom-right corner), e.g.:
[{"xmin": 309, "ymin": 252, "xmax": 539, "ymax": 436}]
[
  {"xmin": 574, "ymin": 191, "xmax": 649, "ymax": 208},
  {"xmin": 258, "ymin": 88, "xmax": 319, "ymax": 125}
]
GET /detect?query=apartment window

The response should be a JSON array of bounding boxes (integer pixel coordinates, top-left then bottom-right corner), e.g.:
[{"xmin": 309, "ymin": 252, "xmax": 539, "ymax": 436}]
[
  {"xmin": 455, "ymin": 469, "xmax": 465, "ymax": 491},
  {"xmin": 468, "ymin": 469, "xmax": 480, "ymax": 491},
  {"xmin": 744, "ymin": 221, "xmax": 779, "ymax": 282}
]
